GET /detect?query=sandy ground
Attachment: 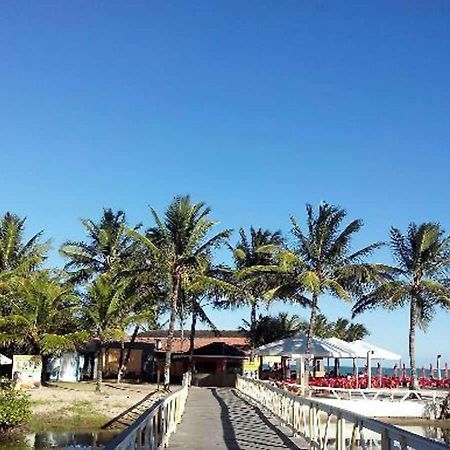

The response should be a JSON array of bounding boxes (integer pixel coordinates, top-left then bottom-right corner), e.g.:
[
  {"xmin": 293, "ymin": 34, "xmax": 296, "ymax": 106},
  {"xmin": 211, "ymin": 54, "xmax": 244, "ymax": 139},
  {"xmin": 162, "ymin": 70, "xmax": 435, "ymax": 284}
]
[{"xmin": 28, "ymin": 381, "xmax": 163, "ymax": 429}]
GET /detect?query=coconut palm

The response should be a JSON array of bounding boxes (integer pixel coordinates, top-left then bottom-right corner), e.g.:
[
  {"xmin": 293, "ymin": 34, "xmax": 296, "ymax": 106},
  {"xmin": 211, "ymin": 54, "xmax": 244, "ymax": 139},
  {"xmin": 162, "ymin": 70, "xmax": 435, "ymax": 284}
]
[
  {"xmin": 353, "ymin": 223, "xmax": 450, "ymax": 388},
  {"xmin": 0, "ymin": 213, "xmax": 48, "ymax": 314},
  {"xmin": 0, "ymin": 212, "xmax": 47, "ymax": 274},
  {"xmin": 240, "ymin": 312, "xmax": 302, "ymax": 347},
  {"xmin": 296, "ymin": 313, "xmax": 332, "ymax": 339},
  {"xmin": 331, "ymin": 318, "xmax": 369, "ymax": 342},
  {"xmin": 262, "ymin": 203, "xmax": 385, "ymax": 373},
  {"xmin": 230, "ymin": 227, "xmax": 283, "ymax": 353},
  {"xmin": 60, "ymin": 209, "xmax": 139, "ymax": 282},
  {"xmin": 295, "ymin": 314, "xmax": 369, "ymax": 341},
  {"xmin": 81, "ymin": 274, "xmax": 140, "ymax": 392},
  {"xmin": 0, "ymin": 270, "xmax": 82, "ymax": 383},
  {"xmin": 182, "ymin": 257, "xmax": 237, "ymax": 368},
  {"xmin": 128, "ymin": 195, "xmax": 232, "ymax": 388}
]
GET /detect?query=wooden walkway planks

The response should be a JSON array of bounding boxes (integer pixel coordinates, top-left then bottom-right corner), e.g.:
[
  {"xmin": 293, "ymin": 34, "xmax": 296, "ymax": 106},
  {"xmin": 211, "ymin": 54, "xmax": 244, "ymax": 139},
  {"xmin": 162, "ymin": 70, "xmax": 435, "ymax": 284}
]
[{"xmin": 168, "ymin": 387, "xmax": 307, "ymax": 450}]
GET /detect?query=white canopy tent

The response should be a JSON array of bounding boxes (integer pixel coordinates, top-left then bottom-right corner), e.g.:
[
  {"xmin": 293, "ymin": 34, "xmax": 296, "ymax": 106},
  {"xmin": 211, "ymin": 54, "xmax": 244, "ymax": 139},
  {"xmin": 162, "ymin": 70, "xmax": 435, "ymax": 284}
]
[
  {"xmin": 0, "ymin": 354, "xmax": 12, "ymax": 365},
  {"xmin": 255, "ymin": 333, "xmax": 358, "ymax": 358},
  {"xmin": 255, "ymin": 334, "xmax": 402, "ymax": 387},
  {"xmin": 324, "ymin": 338, "xmax": 402, "ymax": 387},
  {"xmin": 325, "ymin": 338, "xmax": 401, "ymax": 361}
]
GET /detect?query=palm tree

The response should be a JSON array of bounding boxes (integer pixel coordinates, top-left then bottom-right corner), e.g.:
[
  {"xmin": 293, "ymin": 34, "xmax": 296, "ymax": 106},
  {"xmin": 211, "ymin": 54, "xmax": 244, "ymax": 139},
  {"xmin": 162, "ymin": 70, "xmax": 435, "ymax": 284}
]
[
  {"xmin": 295, "ymin": 314, "xmax": 369, "ymax": 341},
  {"xmin": 0, "ymin": 212, "xmax": 47, "ymax": 274},
  {"xmin": 183, "ymin": 257, "xmax": 236, "ymax": 369},
  {"xmin": 353, "ymin": 223, "xmax": 450, "ymax": 388},
  {"xmin": 128, "ymin": 195, "xmax": 232, "ymax": 388},
  {"xmin": 264, "ymin": 203, "xmax": 385, "ymax": 373},
  {"xmin": 60, "ymin": 209, "xmax": 138, "ymax": 282},
  {"xmin": 230, "ymin": 227, "xmax": 283, "ymax": 354},
  {"xmin": 240, "ymin": 312, "xmax": 302, "ymax": 347},
  {"xmin": 0, "ymin": 270, "xmax": 82, "ymax": 384},
  {"xmin": 0, "ymin": 213, "xmax": 48, "ymax": 312},
  {"xmin": 296, "ymin": 313, "xmax": 332, "ymax": 339},
  {"xmin": 81, "ymin": 274, "xmax": 138, "ymax": 392}
]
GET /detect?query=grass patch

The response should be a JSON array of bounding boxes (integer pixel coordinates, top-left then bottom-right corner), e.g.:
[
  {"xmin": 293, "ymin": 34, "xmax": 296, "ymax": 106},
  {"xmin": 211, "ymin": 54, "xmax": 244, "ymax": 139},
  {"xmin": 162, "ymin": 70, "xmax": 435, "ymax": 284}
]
[
  {"xmin": 29, "ymin": 400, "xmax": 110, "ymax": 432},
  {"xmin": 29, "ymin": 411, "xmax": 110, "ymax": 432}
]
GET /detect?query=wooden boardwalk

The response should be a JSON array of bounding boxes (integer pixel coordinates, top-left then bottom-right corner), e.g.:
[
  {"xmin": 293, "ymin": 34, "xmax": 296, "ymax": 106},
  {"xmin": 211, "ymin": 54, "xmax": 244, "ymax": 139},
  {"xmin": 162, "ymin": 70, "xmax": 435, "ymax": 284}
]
[{"xmin": 168, "ymin": 387, "xmax": 307, "ymax": 450}]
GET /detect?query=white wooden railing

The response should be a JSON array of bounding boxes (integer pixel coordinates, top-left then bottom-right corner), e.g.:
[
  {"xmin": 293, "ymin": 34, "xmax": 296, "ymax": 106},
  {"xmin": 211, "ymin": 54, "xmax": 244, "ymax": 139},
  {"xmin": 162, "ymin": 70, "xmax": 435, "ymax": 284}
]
[
  {"xmin": 105, "ymin": 372, "xmax": 191, "ymax": 450},
  {"xmin": 236, "ymin": 375, "xmax": 449, "ymax": 450},
  {"xmin": 308, "ymin": 386, "xmax": 440, "ymax": 403}
]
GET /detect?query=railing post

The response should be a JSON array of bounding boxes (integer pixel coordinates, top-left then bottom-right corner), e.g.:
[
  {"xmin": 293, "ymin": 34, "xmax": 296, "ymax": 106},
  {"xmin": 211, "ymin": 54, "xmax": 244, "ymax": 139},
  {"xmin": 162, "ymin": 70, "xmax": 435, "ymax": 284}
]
[
  {"xmin": 336, "ymin": 414, "xmax": 345, "ymax": 450},
  {"xmin": 381, "ymin": 428, "xmax": 391, "ymax": 450},
  {"xmin": 136, "ymin": 429, "xmax": 143, "ymax": 450}
]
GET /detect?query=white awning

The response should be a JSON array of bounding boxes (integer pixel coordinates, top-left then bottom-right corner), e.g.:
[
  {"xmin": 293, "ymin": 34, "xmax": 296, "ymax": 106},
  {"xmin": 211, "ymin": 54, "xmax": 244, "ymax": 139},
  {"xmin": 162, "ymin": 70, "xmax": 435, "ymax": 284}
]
[
  {"xmin": 255, "ymin": 333, "xmax": 358, "ymax": 358},
  {"xmin": 325, "ymin": 338, "xmax": 401, "ymax": 361}
]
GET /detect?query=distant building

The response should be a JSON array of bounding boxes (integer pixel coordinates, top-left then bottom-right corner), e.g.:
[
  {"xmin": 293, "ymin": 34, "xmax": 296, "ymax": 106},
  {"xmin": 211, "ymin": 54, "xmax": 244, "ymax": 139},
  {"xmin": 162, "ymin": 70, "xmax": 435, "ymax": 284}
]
[
  {"xmin": 46, "ymin": 330, "xmax": 250, "ymax": 386},
  {"xmin": 137, "ymin": 330, "xmax": 250, "ymax": 386}
]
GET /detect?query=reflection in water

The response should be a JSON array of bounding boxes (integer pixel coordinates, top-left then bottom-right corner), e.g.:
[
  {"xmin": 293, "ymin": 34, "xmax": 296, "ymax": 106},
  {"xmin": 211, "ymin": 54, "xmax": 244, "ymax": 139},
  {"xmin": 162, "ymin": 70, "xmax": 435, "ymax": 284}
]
[{"xmin": 2, "ymin": 430, "xmax": 119, "ymax": 449}]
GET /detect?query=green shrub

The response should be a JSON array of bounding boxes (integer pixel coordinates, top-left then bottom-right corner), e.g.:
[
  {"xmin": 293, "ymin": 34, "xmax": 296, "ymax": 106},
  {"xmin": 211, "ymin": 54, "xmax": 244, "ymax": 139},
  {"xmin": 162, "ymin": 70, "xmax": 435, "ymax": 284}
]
[{"xmin": 0, "ymin": 383, "xmax": 31, "ymax": 432}]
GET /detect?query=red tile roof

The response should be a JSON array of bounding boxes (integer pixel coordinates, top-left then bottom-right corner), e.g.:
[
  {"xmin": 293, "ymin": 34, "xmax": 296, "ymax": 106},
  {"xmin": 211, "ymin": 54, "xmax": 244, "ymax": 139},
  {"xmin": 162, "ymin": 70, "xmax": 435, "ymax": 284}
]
[{"xmin": 136, "ymin": 329, "xmax": 249, "ymax": 353}]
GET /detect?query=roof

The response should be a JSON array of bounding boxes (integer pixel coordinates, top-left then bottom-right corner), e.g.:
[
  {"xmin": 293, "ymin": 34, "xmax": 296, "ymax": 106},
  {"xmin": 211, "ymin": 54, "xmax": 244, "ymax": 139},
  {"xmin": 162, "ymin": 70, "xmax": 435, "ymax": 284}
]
[
  {"xmin": 137, "ymin": 329, "xmax": 249, "ymax": 354},
  {"xmin": 138, "ymin": 330, "xmax": 245, "ymax": 339},
  {"xmin": 193, "ymin": 342, "xmax": 247, "ymax": 358}
]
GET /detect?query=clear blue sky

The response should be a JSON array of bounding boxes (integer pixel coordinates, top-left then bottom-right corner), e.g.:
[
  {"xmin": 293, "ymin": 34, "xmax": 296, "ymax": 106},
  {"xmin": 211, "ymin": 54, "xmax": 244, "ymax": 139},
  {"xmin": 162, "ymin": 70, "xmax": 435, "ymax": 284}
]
[{"xmin": 1, "ymin": 2, "xmax": 449, "ymax": 366}]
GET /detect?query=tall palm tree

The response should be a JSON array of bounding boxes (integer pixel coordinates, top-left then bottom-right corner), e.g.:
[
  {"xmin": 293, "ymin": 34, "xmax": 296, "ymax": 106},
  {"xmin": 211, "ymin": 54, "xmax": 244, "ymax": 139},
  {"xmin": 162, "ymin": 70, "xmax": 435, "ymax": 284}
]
[
  {"xmin": 128, "ymin": 195, "xmax": 232, "ymax": 388},
  {"xmin": 230, "ymin": 227, "xmax": 283, "ymax": 354},
  {"xmin": 0, "ymin": 270, "xmax": 82, "ymax": 384},
  {"xmin": 353, "ymin": 223, "xmax": 450, "ymax": 388},
  {"xmin": 264, "ymin": 203, "xmax": 385, "ymax": 372},
  {"xmin": 60, "ymin": 209, "xmax": 138, "ymax": 282}
]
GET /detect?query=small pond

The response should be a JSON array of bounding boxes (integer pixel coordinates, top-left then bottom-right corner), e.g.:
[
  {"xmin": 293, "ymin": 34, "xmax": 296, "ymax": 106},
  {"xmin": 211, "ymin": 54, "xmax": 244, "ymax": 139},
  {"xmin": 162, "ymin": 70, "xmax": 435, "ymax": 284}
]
[{"xmin": 1, "ymin": 430, "xmax": 119, "ymax": 449}]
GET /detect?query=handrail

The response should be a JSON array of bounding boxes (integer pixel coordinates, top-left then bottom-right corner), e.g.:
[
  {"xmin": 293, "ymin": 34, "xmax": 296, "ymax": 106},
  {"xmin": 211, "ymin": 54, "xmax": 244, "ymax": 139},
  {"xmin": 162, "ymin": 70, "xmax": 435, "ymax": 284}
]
[
  {"xmin": 105, "ymin": 372, "xmax": 192, "ymax": 450},
  {"xmin": 307, "ymin": 385, "xmax": 440, "ymax": 402},
  {"xmin": 236, "ymin": 375, "xmax": 448, "ymax": 450}
]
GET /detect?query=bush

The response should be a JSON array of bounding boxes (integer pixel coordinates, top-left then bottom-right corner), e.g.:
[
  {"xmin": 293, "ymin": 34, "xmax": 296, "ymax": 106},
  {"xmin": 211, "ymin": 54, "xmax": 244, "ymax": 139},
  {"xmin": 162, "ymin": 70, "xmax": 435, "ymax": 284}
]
[{"xmin": 0, "ymin": 382, "xmax": 31, "ymax": 432}]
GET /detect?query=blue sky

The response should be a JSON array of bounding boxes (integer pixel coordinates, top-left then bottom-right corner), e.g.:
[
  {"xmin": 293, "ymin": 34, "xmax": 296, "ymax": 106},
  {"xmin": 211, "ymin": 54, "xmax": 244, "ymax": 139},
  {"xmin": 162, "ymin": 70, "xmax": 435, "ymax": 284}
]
[{"xmin": 1, "ymin": 2, "xmax": 449, "ymax": 366}]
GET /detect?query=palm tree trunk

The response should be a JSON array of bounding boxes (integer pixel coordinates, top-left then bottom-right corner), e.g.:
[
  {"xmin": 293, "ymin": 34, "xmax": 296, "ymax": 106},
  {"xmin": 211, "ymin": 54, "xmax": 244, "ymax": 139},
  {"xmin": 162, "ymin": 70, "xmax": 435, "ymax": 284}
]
[
  {"xmin": 189, "ymin": 307, "xmax": 197, "ymax": 371},
  {"xmin": 409, "ymin": 299, "xmax": 419, "ymax": 389},
  {"xmin": 40, "ymin": 354, "xmax": 49, "ymax": 386},
  {"xmin": 164, "ymin": 272, "xmax": 180, "ymax": 389},
  {"xmin": 117, "ymin": 340, "xmax": 125, "ymax": 383},
  {"xmin": 117, "ymin": 325, "xmax": 140, "ymax": 383},
  {"xmin": 305, "ymin": 294, "xmax": 319, "ymax": 383},
  {"xmin": 250, "ymin": 301, "xmax": 257, "ymax": 359},
  {"xmin": 96, "ymin": 346, "xmax": 103, "ymax": 393}
]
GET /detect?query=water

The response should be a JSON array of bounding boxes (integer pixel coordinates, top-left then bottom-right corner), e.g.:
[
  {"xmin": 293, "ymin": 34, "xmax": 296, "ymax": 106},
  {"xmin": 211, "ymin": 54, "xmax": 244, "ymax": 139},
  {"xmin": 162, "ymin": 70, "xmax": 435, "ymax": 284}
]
[
  {"xmin": 397, "ymin": 424, "xmax": 450, "ymax": 445},
  {"xmin": 1, "ymin": 430, "xmax": 119, "ymax": 449}
]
